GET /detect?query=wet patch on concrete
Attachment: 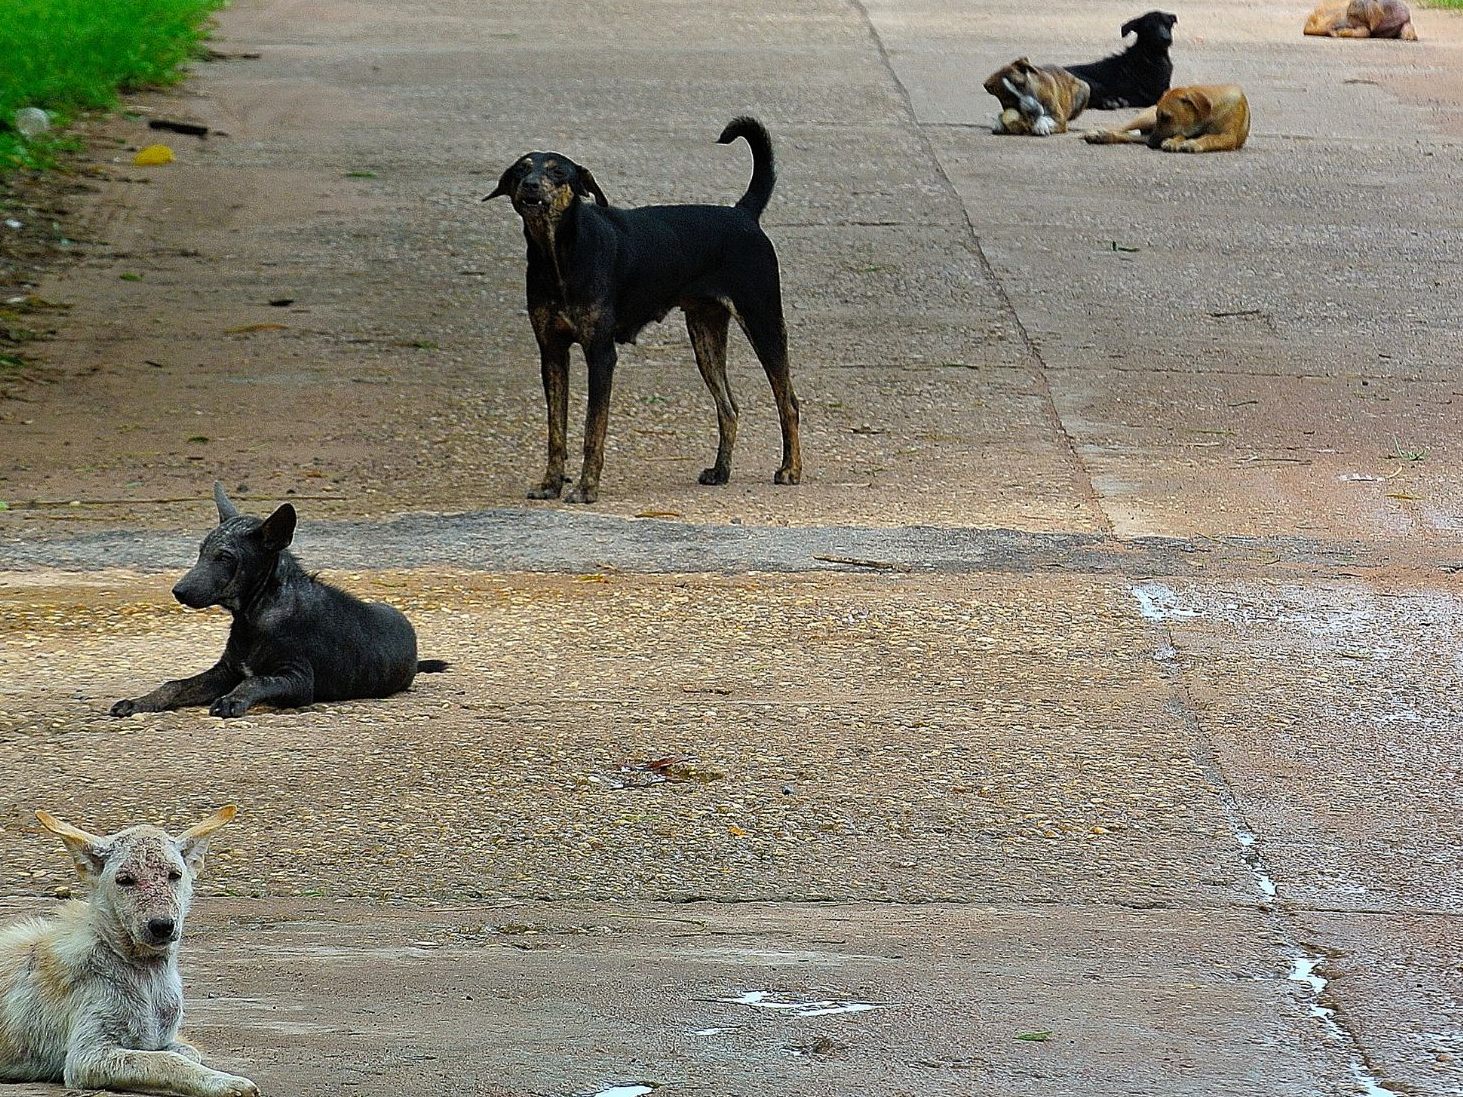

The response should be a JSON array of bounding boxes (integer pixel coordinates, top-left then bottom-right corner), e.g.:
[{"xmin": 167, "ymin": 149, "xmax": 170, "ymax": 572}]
[{"xmin": 0, "ymin": 506, "xmax": 1378, "ymax": 577}]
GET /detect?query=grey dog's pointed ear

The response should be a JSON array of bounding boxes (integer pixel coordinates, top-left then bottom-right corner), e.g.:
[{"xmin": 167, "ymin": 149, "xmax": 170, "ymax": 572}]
[
  {"xmin": 257, "ymin": 503, "xmax": 296, "ymax": 552},
  {"xmin": 482, "ymin": 159, "xmax": 528, "ymax": 202},
  {"xmin": 573, "ymin": 166, "xmax": 609, "ymax": 207},
  {"xmin": 213, "ymin": 481, "xmax": 240, "ymax": 522}
]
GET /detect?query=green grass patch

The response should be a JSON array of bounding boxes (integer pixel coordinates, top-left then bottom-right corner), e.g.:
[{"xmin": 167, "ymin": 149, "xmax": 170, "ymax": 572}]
[
  {"xmin": 0, "ymin": 0, "xmax": 224, "ymax": 170},
  {"xmin": 1423, "ymin": 0, "xmax": 1463, "ymax": 8}
]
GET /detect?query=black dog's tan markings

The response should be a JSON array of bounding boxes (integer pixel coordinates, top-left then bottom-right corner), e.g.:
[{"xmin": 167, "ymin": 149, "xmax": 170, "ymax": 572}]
[
  {"xmin": 486, "ymin": 116, "xmax": 802, "ymax": 504},
  {"xmin": 110, "ymin": 483, "xmax": 447, "ymax": 719}
]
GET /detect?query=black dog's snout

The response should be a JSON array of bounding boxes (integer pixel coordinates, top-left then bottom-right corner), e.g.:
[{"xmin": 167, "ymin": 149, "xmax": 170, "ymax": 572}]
[{"xmin": 147, "ymin": 917, "xmax": 177, "ymax": 941}]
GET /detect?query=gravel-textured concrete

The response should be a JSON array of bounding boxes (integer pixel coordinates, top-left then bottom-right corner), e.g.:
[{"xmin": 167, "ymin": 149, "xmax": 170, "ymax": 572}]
[{"xmin": 1, "ymin": 0, "xmax": 1460, "ymax": 1094}]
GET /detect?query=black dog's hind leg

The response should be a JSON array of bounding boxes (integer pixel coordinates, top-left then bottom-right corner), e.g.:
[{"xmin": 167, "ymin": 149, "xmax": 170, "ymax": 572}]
[
  {"xmin": 111, "ymin": 661, "xmax": 243, "ymax": 717},
  {"xmin": 529, "ymin": 325, "xmax": 572, "ymax": 499},
  {"xmin": 733, "ymin": 292, "xmax": 802, "ymax": 485},
  {"xmin": 686, "ymin": 301, "xmax": 737, "ymax": 485},
  {"xmin": 566, "ymin": 341, "xmax": 617, "ymax": 504},
  {"xmin": 209, "ymin": 661, "xmax": 315, "ymax": 718}
]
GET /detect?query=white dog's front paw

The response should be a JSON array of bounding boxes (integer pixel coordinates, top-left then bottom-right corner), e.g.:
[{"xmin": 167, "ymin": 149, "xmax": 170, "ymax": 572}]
[
  {"xmin": 208, "ymin": 1073, "xmax": 259, "ymax": 1097},
  {"xmin": 1032, "ymin": 114, "xmax": 1057, "ymax": 136}
]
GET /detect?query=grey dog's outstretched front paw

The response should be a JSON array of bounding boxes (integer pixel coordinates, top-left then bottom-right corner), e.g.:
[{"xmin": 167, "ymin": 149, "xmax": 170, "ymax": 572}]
[
  {"xmin": 209, "ymin": 696, "xmax": 250, "ymax": 718},
  {"xmin": 110, "ymin": 698, "xmax": 153, "ymax": 718}
]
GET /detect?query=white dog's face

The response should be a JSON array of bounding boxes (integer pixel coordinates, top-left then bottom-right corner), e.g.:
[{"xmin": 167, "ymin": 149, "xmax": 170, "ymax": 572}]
[
  {"xmin": 37, "ymin": 806, "xmax": 237, "ymax": 958},
  {"xmin": 89, "ymin": 827, "xmax": 197, "ymax": 954}
]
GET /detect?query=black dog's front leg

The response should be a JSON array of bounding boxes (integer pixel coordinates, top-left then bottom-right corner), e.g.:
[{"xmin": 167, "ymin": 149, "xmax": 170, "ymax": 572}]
[
  {"xmin": 566, "ymin": 341, "xmax": 617, "ymax": 504},
  {"xmin": 528, "ymin": 329, "xmax": 572, "ymax": 499},
  {"xmin": 111, "ymin": 661, "xmax": 243, "ymax": 717},
  {"xmin": 209, "ymin": 662, "xmax": 315, "ymax": 718}
]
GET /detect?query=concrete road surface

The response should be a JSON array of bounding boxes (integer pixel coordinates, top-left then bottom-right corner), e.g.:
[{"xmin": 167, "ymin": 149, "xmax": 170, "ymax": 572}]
[{"xmin": 1, "ymin": 0, "xmax": 1461, "ymax": 1094}]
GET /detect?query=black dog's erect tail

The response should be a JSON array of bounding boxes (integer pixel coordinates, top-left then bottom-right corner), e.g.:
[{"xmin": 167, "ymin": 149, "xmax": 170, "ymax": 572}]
[
  {"xmin": 417, "ymin": 660, "xmax": 450, "ymax": 673},
  {"xmin": 717, "ymin": 116, "xmax": 776, "ymax": 219}
]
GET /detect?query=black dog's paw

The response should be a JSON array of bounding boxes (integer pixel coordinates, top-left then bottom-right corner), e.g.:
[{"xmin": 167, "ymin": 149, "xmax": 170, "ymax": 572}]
[
  {"xmin": 698, "ymin": 466, "xmax": 731, "ymax": 486},
  {"xmin": 110, "ymin": 698, "xmax": 150, "ymax": 718},
  {"xmin": 209, "ymin": 696, "xmax": 250, "ymax": 718}
]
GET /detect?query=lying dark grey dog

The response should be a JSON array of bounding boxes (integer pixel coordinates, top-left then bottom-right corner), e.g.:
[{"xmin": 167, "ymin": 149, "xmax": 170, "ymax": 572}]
[
  {"xmin": 1066, "ymin": 10, "xmax": 1178, "ymax": 110},
  {"xmin": 111, "ymin": 484, "xmax": 446, "ymax": 718}
]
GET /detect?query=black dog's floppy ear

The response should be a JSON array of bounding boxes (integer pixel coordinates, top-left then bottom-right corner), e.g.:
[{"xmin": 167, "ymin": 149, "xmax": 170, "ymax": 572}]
[
  {"xmin": 482, "ymin": 160, "xmax": 528, "ymax": 202},
  {"xmin": 1121, "ymin": 16, "xmax": 1140, "ymax": 35},
  {"xmin": 213, "ymin": 480, "xmax": 240, "ymax": 522},
  {"xmin": 257, "ymin": 503, "xmax": 296, "ymax": 551},
  {"xmin": 573, "ymin": 165, "xmax": 609, "ymax": 207}
]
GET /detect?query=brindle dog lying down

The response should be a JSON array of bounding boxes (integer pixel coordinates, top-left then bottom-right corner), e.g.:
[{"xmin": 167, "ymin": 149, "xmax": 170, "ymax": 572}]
[{"xmin": 984, "ymin": 57, "xmax": 1091, "ymax": 136}]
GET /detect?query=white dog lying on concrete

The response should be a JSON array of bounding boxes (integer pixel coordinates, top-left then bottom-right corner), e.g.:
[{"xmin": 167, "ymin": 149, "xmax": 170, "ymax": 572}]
[{"xmin": 0, "ymin": 805, "xmax": 258, "ymax": 1097}]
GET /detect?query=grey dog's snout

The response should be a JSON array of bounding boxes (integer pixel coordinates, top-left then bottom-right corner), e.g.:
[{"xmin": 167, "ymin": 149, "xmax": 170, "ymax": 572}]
[{"xmin": 172, "ymin": 573, "xmax": 211, "ymax": 608}]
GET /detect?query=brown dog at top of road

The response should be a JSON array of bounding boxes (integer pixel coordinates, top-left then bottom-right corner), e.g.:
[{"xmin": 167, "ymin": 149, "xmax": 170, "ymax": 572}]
[
  {"xmin": 1305, "ymin": 0, "xmax": 1417, "ymax": 39},
  {"xmin": 985, "ymin": 58, "xmax": 1091, "ymax": 136},
  {"xmin": 1083, "ymin": 84, "xmax": 1251, "ymax": 153}
]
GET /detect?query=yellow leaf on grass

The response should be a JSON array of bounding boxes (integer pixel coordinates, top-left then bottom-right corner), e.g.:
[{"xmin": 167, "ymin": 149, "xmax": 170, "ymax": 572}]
[
  {"xmin": 133, "ymin": 144, "xmax": 174, "ymax": 166},
  {"xmin": 727, "ymin": 825, "xmax": 748, "ymax": 838}
]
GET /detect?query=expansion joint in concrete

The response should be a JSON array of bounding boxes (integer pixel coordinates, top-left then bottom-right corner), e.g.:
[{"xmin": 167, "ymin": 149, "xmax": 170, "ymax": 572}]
[{"xmin": 844, "ymin": 0, "xmax": 1114, "ymax": 537}]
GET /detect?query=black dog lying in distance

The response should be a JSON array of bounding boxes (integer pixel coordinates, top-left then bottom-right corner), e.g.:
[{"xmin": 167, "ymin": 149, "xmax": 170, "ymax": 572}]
[
  {"xmin": 111, "ymin": 483, "xmax": 446, "ymax": 719},
  {"xmin": 1067, "ymin": 10, "xmax": 1178, "ymax": 110},
  {"xmin": 485, "ymin": 116, "xmax": 801, "ymax": 504}
]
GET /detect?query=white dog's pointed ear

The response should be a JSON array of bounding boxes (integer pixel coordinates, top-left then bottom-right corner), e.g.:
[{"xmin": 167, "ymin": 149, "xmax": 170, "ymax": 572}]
[
  {"xmin": 36, "ymin": 810, "xmax": 110, "ymax": 877},
  {"xmin": 176, "ymin": 804, "xmax": 238, "ymax": 873}
]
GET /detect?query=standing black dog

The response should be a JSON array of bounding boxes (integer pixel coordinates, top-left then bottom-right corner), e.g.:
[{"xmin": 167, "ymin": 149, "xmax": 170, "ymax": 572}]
[
  {"xmin": 1067, "ymin": 11, "xmax": 1178, "ymax": 110},
  {"xmin": 111, "ymin": 484, "xmax": 446, "ymax": 719},
  {"xmin": 485, "ymin": 116, "xmax": 801, "ymax": 504}
]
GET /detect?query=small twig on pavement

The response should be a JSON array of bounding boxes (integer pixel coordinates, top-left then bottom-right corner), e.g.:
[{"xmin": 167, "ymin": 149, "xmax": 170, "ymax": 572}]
[{"xmin": 813, "ymin": 554, "xmax": 909, "ymax": 571}]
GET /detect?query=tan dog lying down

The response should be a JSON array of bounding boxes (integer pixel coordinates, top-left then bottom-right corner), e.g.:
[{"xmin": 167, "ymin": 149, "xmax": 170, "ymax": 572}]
[
  {"xmin": 1084, "ymin": 84, "xmax": 1250, "ymax": 153},
  {"xmin": 0, "ymin": 807, "xmax": 257, "ymax": 1097},
  {"xmin": 1305, "ymin": 0, "xmax": 1417, "ymax": 39},
  {"xmin": 984, "ymin": 58, "xmax": 1090, "ymax": 136}
]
